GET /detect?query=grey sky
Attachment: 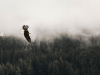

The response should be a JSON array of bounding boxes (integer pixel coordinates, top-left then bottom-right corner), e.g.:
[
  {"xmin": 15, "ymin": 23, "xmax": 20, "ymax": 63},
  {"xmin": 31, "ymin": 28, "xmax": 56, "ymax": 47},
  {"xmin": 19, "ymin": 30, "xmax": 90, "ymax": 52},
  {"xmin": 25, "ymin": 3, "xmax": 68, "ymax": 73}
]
[{"xmin": 0, "ymin": 0, "xmax": 100, "ymax": 40}]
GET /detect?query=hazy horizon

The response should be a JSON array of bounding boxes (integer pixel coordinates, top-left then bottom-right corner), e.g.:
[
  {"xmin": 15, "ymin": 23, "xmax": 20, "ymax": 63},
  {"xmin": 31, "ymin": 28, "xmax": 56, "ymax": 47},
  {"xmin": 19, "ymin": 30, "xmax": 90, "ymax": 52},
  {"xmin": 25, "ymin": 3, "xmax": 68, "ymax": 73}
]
[{"xmin": 0, "ymin": 0, "xmax": 100, "ymax": 41}]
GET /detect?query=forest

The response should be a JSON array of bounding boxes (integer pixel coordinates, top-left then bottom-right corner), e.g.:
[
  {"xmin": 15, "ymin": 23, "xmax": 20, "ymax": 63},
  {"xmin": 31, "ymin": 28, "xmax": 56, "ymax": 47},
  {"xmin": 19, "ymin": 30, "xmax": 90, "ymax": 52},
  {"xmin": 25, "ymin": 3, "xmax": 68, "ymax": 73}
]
[{"xmin": 0, "ymin": 35, "xmax": 100, "ymax": 75}]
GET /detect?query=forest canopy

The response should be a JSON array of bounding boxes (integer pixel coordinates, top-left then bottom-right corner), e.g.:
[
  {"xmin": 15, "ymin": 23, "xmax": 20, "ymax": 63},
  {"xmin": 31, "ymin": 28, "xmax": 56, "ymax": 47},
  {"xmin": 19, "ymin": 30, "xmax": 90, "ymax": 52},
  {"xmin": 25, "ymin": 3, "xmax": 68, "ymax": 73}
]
[{"xmin": 0, "ymin": 35, "xmax": 100, "ymax": 75}]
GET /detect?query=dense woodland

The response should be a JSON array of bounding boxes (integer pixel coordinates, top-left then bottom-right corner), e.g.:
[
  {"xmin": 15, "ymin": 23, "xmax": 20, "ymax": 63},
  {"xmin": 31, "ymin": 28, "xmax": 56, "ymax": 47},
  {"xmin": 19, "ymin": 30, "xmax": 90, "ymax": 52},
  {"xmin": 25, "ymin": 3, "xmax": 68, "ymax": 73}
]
[{"xmin": 0, "ymin": 35, "xmax": 100, "ymax": 75}]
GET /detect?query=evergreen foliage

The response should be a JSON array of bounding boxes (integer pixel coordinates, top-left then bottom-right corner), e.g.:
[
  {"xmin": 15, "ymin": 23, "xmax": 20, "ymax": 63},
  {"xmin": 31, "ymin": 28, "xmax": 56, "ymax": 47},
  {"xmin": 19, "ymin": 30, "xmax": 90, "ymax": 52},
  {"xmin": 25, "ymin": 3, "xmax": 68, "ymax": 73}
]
[{"xmin": 0, "ymin": 36, "xmax": 100, "ymax": 75}]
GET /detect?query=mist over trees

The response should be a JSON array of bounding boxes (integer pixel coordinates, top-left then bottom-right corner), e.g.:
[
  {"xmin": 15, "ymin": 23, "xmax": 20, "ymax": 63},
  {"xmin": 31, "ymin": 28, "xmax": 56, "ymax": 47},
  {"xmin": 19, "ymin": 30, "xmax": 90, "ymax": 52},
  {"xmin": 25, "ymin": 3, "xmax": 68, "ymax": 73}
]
[{"xmin": 0, "ymin": 35, "xmax": 100, "ymax": 75}]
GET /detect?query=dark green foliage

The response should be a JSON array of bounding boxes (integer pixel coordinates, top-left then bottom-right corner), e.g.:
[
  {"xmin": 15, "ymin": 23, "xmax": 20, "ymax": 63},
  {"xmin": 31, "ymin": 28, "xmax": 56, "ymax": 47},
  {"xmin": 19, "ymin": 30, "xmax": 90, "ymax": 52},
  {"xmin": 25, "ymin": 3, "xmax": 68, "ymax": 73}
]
[{"xmin": 0, "ymin": 36, "xmax": 100, "ymax": 75}]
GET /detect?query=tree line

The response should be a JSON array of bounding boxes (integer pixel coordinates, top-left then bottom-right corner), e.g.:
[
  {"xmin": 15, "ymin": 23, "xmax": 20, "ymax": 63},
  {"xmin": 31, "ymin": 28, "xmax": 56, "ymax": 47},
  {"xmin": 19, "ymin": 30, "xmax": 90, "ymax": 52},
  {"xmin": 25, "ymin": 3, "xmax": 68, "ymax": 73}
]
[{"xmin": 0, "ymin": 36, "xmax": 100, "ymax": 75}]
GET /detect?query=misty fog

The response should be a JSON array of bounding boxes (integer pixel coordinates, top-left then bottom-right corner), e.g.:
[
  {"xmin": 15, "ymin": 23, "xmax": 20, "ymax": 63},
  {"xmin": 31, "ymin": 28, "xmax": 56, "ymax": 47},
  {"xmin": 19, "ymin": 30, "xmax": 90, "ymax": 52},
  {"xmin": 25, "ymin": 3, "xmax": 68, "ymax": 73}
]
[{"xmin": 0, "ymin": 0, "xmax": 100, "ymax": 41}]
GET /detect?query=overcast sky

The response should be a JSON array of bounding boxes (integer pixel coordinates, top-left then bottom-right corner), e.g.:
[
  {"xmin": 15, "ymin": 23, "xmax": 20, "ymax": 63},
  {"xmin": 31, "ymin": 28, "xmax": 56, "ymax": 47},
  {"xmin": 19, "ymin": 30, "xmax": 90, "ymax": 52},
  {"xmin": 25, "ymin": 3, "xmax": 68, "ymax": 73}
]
[{"xmin": 0, "ymin": 0, "xmax": 100, "ymax": 40}]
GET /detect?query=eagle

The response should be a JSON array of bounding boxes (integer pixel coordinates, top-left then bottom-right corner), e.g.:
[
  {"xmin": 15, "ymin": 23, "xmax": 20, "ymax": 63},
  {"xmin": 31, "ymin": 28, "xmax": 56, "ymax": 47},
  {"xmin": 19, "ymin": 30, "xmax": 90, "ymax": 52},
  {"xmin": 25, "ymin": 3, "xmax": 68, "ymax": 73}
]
[{"xmin": 22, "ymin": 25, "xmax": 33, "ymax": 43}]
